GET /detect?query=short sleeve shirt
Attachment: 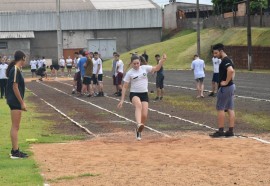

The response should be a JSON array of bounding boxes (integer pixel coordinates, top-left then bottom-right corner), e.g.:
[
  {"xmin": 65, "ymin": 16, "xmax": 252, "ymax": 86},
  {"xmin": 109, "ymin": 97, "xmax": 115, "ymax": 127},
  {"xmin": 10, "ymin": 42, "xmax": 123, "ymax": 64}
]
[
  {"xmin": 92, "ymin": 58, "xmax": 103, "ymax": 74},
  {"xmin": 212, "ymin": 57, "xmax": 221, "ymax": 73},
  {"xmin": 30, "ymin": 60, "xmax": 37, "ymax": 70},
  {"xmin": 115, "ymin": 60, "xmax": 124, "ymax": 76},
  {"xmin": 191, "ymin": 58, "xmax": 205, "ymax": 79},
  {"xmin": 218, "ymin": 57, "xmax": 234, "ymax": 87},
  {"xmin": 6, "ymin": 66, "xmax": 25, "ymax": 106},
  {"xmin": 123, "ymin": 65, "xmax": 152, "ymax": 93}
]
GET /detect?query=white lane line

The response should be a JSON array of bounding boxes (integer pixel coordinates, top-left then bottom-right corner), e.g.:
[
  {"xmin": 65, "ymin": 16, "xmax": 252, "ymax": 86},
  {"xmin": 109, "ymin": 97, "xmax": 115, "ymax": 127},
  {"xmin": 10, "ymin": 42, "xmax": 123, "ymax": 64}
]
[
  {"xmin": 28, "ymin": 89, "xmax": 97, "ymax": 137},
  {"xmin": 53, "ymin": 80, "xmax": 270, "ymax": 144},
  {"xmin": 37, "ymin": 81, "xmax": 171, "ymax": 138}
]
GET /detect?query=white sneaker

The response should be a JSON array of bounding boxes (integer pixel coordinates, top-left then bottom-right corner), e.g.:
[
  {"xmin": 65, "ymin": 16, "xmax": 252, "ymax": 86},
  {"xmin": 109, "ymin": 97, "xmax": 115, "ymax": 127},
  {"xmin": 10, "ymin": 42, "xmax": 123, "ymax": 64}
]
[{"xmin": 135, "ymin": 129, "xmax": 142, "ymax": 141}]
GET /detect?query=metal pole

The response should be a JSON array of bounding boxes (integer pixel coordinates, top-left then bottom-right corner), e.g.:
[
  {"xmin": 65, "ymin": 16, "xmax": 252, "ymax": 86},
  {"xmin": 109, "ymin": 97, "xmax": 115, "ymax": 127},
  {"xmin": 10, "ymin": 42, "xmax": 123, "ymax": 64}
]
[
  {"xmin": 247, "ymin": 0, "xmax": 252, "ymax": 71},
  {"xmin": 56, "ymin": 0, "xmax": 63, "ymax": 61},
  {"xmin": 196, "ymin": 0, "xmax": 200, "ymax": 56}
]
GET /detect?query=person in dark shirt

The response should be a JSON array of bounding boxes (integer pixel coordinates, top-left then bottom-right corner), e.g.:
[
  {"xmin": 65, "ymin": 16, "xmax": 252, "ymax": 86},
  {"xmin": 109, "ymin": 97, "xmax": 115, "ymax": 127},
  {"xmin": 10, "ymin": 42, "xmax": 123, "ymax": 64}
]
[
  {"xmin": 6, "ymin": 50, "xmax": 28, "ymax": 158},
  {"xmin": 142, "ymin": 50, "xmax": 149, "ymax": 63},
  {"xmin": 36, "ymin": 64, "xmax": 47, "ymax": 81},
  {"xmin": 154, "ymin": 54, "xmax": 165, "ymax": 101},
  {"xmin": 210, "ymin": 43, "xmax": 236, "ymax": 138}
]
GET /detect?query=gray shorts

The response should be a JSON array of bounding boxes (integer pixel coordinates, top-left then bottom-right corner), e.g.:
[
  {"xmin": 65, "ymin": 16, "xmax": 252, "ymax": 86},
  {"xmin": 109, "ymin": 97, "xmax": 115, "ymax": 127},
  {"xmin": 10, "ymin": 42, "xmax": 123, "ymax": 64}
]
[{"xmin": 216, "ymin": 84, "xmax": 236, "ymax": 111}]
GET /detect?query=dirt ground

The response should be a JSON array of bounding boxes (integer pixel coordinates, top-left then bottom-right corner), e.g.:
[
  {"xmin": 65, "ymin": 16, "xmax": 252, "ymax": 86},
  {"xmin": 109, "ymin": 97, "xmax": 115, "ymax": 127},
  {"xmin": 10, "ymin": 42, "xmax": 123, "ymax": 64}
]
[{"xmin": 24, "ymin": 73, "xmax": 270, "ymax": 186}]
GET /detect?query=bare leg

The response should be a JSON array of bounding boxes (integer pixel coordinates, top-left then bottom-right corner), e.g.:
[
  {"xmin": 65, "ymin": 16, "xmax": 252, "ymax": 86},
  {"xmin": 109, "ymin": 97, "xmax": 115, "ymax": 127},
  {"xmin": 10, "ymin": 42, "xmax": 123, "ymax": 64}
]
[
  {"xmin": 217, "ymin": 110, "xmax": 225, "ymax": 128},
  {"xmin": 227, "ymin": 110, "xmax": 235, "ymax": 128},
  {"xmin": 200, "ymin": 82, "xmax": 204, "ymax": 97},
  {"xmin": 141, "ymin": 102, "xmax": 149, "ymax": 126},
  {"xmin": 196, "ymin": 82, "xmax": 200, "ymax": 97},
  {"xmin": 132, "ymin": 96, "xmax": 142, "ymax": 125},
  {"xmin": 10, "ymin": 110, "xmax": 22, "ymax": 150}
]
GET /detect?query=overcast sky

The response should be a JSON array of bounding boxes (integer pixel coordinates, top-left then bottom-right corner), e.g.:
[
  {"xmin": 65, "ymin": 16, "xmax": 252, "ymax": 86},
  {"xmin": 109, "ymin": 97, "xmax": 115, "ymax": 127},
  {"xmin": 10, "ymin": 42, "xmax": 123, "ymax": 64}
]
[{"xmin": 152, "ymin": 0, "xmax": 213, "ymax": 6}]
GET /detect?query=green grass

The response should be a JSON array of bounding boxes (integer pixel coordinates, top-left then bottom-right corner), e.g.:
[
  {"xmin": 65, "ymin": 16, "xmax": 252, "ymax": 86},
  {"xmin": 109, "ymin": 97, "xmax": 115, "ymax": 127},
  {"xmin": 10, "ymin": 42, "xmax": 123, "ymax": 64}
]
[
  {"xmin": 103, "ymin": 28, "xmax": 270, "ymax": 71},
  {"xmin": 0, "ymin": 92, "xmax": 87, "ymax": 186},
  {"xmin": 162, "ymin": 94, "xmax": 270, "ymax": 131}
]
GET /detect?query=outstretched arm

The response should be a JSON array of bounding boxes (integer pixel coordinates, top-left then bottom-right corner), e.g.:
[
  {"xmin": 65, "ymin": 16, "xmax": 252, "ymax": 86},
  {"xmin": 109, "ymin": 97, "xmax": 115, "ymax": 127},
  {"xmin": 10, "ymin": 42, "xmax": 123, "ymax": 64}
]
[
  {"xmin": 117, "ymin": 81, "xmax": 129, "ymax": 109},
  {"xmin": 151, "ymin": 54, "xmax": 167, "ymax": 73}
]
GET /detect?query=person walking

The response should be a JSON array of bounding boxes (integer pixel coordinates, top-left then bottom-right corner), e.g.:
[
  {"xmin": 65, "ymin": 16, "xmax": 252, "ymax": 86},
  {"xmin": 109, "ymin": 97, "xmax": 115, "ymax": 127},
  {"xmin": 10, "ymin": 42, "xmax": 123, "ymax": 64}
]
[
  {"xmin": 0, "ymin": 59, "xmax": 8, "ymax": 98},
  {"xmin": 209, "ymin": 55, "xmax": 221, "ymax": 97},
  {"xmin": 191, "ymin": 54, "xmax": 205, "ymax": 98},
  {"xmin": 210, "ymin": 43, "xmax": 236, "ymax": 138},
  {"xmin": 117, "ymin": 54, "xmax": 167, "ymax": 140},
  {"xmin": 6, "ymin": 50, "xmax": 28, "ymax": 158},
  {"xmin": 154, "ymin": 54, "xmax": 165, "ymax": 101},
  {"xmin": 29, "ymin": 58, "xmax": 38, "ymax": 78}
]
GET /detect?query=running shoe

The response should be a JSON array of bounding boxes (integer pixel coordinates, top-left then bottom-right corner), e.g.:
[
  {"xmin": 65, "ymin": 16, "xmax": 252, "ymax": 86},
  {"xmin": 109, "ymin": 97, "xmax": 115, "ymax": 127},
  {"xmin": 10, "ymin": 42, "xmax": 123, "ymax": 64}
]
[
  {"xmin": 209, "ymin": 131, "xmax": 225, "ymax": 138},
  {"xmin": 135, "ymin": 128, "xmax": 142, "ymax": 141},
  {"xmin": 208, "ymin": 92, "xmax": 215, "ymax": 97},
  {"xmin": 224, "ymin": 131, "xmax": 234, "ymax": 137},
  {"xmin": 72, "ymin": 89, "xmax": 76, "ymax": 94},
  {"xmin": 10, "ymin": 149, "xmax": 28, "ymax": 159}
]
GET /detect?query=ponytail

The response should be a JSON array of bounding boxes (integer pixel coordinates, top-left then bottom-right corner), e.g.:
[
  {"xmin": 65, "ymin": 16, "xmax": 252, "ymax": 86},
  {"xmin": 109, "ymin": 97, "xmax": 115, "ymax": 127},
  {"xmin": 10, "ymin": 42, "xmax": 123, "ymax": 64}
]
[{"xmin": 6, "ymin": 60, "xmax": 16, "ymax": 78}]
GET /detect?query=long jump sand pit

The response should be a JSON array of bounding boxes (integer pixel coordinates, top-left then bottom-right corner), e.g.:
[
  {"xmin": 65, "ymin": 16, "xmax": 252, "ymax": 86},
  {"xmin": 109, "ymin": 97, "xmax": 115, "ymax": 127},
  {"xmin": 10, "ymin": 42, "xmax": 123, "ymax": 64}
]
[{"xmin": 32, "ymin": 132, "xmax": 270, "ymax": 186}]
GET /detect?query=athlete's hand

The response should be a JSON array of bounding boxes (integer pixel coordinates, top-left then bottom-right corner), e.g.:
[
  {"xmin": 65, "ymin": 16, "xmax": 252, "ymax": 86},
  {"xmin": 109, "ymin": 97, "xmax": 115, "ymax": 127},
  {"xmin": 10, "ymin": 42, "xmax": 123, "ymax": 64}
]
[
  {"xmin": 220, "ymin": 81, "xmax": 228, "ymax": 86},
  {"xmin": 21, "ymin": 102, "xmax": 27, "ymax": 111},
  {"xmin": 162, "ymin": 53, "xmax": 167, "ymax": 61},
  {"xmin": 117, "ymin": 100, "xmax": 124, "ymax": 109}
]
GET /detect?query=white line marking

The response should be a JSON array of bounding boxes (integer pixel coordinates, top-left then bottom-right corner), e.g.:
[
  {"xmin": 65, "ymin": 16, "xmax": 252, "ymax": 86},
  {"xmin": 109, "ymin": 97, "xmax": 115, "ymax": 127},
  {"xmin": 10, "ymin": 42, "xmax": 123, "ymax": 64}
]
[
  {"xmin": 27, "ymin": 89, "xmax": 96, "ymax": 137},
  {"xmin": 52, "ymin": 80, "xmax": 270, "ymax": 144},
  {"xmin": 37, "ymin": 81, "xmax": 171, "ymax": 138}
]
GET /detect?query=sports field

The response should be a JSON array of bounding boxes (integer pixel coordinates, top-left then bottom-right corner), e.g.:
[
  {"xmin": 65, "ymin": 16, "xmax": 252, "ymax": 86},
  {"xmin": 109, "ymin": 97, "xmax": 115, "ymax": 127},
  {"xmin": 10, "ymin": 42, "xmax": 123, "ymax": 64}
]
[{"xmin": 18, "ymin": 70, "xmax": 270, "ymax": 185}]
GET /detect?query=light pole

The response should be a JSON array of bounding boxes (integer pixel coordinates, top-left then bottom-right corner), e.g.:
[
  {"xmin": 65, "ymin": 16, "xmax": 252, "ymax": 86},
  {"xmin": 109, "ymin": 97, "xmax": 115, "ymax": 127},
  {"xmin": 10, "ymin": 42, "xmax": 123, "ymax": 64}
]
[
  {"xmin": 196, "ymin": 0, "xmax": 200, "ymax": 56},
  {"xmin": 56, "ymin": 0, "xmax": 63, "ymax": 61},
  {"xmin": 247, "ymin": 0, "xmax": 252, "ymax": 71}
]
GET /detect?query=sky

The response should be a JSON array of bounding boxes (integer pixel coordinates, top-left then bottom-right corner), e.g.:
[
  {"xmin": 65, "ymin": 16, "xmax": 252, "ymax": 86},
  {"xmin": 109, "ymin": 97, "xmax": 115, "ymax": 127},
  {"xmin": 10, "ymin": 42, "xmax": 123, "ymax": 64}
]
[{"xmin": 152, "ymin": 0, "xmax": 213, "ymax": 6}]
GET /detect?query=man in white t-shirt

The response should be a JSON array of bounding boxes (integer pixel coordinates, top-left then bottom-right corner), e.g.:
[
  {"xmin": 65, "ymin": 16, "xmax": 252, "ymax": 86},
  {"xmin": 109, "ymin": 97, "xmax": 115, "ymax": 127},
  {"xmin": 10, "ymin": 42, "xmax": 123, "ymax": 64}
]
[
  {"xmin": 59, "ymin": 56, "xmax": 65, "ymax": 77},
  {"xmin": 92, "ymin": 52, "xmax": 104, "ymax": 96},
  {"xmin": 191, "ymin": 54, "xmax": 205, "ymax": 98},
  {"xmin": 0, "ymin": 60, "xmax": 8, "ymax": 98},
  {"xmin": 209, "ymin": 56, "xmax": 221, "ymax": 97},
  {"xmin": 37, "ymin": 57, "xmax": 44, "ymax": 68},
  {"xmin": 66, "ymin": 56, "xmax": 73, "ymax": 77},
  {"xmin": 30, "ymin": 58, "xmax": 38, "ymax": 78},
  {"xmin": 114, "ymin": 53, "xmax": 124, "ymax": 97}
]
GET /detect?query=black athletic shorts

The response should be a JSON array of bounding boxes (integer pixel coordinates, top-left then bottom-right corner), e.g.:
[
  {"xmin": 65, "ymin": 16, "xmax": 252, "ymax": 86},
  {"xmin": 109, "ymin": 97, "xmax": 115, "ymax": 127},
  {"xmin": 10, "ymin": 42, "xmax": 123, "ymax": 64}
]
[
  {"xmin": 156, "ymin": 75, "xmax": 164, "ymax": 89},
  {"xmin": 66, "ymin": 66, "xmax": 72, "ymax": 69},
  {"xmin": 8, "ymin": 104, "xmax": 22, "ymax": 110},
  {"xmin": 31, "ymin": 69, "xmax": 36, "ymax": 73},
  {"xmin": 83, "ymin": 77, "xmax": 91, "ymax": 85},
  {"xmin": 129, "ymin": 92, "xmax": 149, "ymax": 102}
]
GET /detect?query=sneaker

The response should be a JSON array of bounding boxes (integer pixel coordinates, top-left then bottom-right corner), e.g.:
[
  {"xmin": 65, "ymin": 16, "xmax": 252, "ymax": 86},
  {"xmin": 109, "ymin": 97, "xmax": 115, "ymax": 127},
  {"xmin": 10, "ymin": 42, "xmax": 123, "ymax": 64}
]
[
  {"xmin": 154, "ymin": 97, "xmax": 159, "ymax": 101},
  {"xmin": 10, "ymin": 149, "xmax": 28, "ymax": 159},
  {"xmin": 135, "ymin": 128, "xmax": 142, "ymax": 141},
  {"xmin": 116, "ymin": 92, "xmax": 122, "ymax": 97},
  {"xmin": 224, "ymin": 131, "xmax": 234, "ymax": 137},
  {"xmin": 208, "ymin": 92, "xmax": 215, "ymax": 97},
  {"xmin": 113, "ymin": 92, "xmax": 118, "ymax": 96},
  {"xmin": 72, "ymin": 89, "xmax": 76, "ymax": 94},
  {"xmin": 209, "ymin": 131, "xmax": 225, "ymax": 138},
  {"xmin": 137, "ymin": 123, "xmax": 144, "ymax": 132}
]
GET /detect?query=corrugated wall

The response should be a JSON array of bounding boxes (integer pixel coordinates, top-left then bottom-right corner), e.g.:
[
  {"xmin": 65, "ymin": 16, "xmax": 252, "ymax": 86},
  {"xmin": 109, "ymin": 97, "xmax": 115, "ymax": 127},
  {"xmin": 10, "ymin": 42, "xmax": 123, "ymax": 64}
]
[{"xmin": 0, "ymin": 9, "xmax": 162, "ymax": 31}]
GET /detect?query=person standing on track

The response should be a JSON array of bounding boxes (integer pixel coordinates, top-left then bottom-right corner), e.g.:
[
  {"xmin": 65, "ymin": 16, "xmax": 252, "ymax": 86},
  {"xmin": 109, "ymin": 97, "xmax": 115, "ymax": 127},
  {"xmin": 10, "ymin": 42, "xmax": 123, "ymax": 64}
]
[
  {"xmin": 59, "ymin": 56, "xmax": 65, "ymax": 77},
  {"xmin": 72, "ymin": 52, "xmax": 80, "ymax": 94},
  {"xmin": 210, "ymin": 43, "xmax": 236, "ymax": 138},
  {"xmin": 92, "ymin": 52, "xmax": 104, "ymax": 97},
  {"xmin": 209, "ymin": 54, "xmax": 221, "ymax": 97},
  {"xmin": 66, "ymin": 56, "xmax": 73, "ymax": 77},
  {"xmin": 29, "ymin": 58, "xmax": 37, "ymax": 78},
  {"xmin": 82, "ymin": 52, "xmax": 93, "ymax": 97},
  {"xmin": 154, "ymin": 54, "xmax": 165, "ymax": 101},
  {"xmin": 117, "ymin": 54, "xmax": 167, "ymax": 141},
  {"xmin": 114, "ymin": 53, "xmax": 124, "ymax": 97},
  {"xmin": 191, "ymin": 54, "xmax": 205, "ymax": 98},
  {"xmin": 77, "ymin": 50, "xmax": 87, "ymax": 96},
  {"xmin": 6, "ymin": 50, "xmax": 28, "ymax": 158},
  {"xmin": 112, "ymin": 52, "xmax": 118, "ymax": 95},
  {"xmin": 0, "ymin": 58, "xmax": 8, "ymax": 99}
]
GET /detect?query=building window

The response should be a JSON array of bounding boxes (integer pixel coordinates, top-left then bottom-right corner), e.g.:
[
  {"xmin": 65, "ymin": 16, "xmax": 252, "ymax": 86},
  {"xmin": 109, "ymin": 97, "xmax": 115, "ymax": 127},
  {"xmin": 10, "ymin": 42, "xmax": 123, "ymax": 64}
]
[{"xmin": 0, "ymin": 42, "xmax": 8, "ymax": 49}]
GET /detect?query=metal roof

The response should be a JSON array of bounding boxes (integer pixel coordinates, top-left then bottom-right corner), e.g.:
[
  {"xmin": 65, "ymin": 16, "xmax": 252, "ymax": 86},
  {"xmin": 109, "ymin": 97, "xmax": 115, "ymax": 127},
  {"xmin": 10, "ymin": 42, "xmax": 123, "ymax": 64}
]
[
  {"xmin": 0, "ymin": 0, "xmax": 157, "ymax": 12},
  {"xmin": 0, "ymin": 32, "xmax": 35, "ymax": 39}
]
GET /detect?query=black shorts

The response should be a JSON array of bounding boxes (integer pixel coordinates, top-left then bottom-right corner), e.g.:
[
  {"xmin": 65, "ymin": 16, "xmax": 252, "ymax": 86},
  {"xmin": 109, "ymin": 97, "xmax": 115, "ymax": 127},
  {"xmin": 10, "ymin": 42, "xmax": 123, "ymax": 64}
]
[
  {"xmin": 31, "ymin": 69, "xmax": 36, "ymax": 73},
  {"xmin": 212, "ymin": 73, "xmax": 219, "ymax": 83},
  {"xmin": 195, "ymin": 77, "xmax": 204, "ymax": 83},
  {"xmin": 8, "ymin": 104, "xmax": 22, "ymax": 110},
  {"xmin": 83, "ymin": 77, "xmax": 91, "ymax": 85},
  {"xmin": 66, "ymin": 66, "xmax": 72, "ymax": 69},
  {"xmin": 92, "ymin": 74, "xmax": 103, "ymax": 84},
  {"xmin": 129, "ymin": 92, "xmax": 149, "ymax": 102},
  {"xmin": 60, "ymin": 66, "xmax": 65, "ymax": 69},
  {"xmin": 156, "ymin": 75, "xmax": 164, "ymax": 89}
]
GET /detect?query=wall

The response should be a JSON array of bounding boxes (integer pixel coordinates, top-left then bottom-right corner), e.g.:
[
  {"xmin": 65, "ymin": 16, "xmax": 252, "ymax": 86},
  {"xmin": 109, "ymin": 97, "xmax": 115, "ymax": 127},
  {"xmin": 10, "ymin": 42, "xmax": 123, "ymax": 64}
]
[
  {"xmin": 164, "ymin": 3, "xmax": 178, "ymax": 30},
  {"xmin": 0, "ymin": 39, "xmax": 30, "ymax": 60},
  {"xmin": 225, "ymin": 46, "xmax": 270, "ymax": 69},
  {"xmin": 178, "ymin": 15, "xmax": 270, "ymax": 29}
]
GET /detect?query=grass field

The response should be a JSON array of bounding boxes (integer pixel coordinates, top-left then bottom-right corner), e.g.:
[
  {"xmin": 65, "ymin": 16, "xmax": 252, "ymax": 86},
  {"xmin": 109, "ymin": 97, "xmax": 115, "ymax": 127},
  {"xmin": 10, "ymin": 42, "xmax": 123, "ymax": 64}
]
[
  {"xmin": 103, "ymin": 27, "xmax": 270, "ymax": 71},
  {"xmin": 0, "ymin": 92, "xmax": 86, "ymax": 186}
]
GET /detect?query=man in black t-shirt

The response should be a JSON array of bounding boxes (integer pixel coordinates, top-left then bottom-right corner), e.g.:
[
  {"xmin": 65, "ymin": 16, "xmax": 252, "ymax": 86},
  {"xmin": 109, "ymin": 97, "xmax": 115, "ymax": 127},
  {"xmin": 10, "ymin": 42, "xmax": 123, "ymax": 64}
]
[
  {"xmin": 210, "ymin": 43, "xmax": 236, "ymax": 138},
  {"xmin": 142, "ymin": 50, "xmax": 149, "ymax": 63}
]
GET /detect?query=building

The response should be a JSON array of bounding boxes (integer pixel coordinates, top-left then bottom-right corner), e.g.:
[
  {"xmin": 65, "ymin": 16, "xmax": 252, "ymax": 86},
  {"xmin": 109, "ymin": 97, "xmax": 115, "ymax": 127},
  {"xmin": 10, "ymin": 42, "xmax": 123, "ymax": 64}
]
[
  {"xmin": 164, "ymin": 1, "xmax": 213, "ymax": 30},
  {"xmin": 0, "ymin": 0, "xmax": 162, "ymax": 61}
]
